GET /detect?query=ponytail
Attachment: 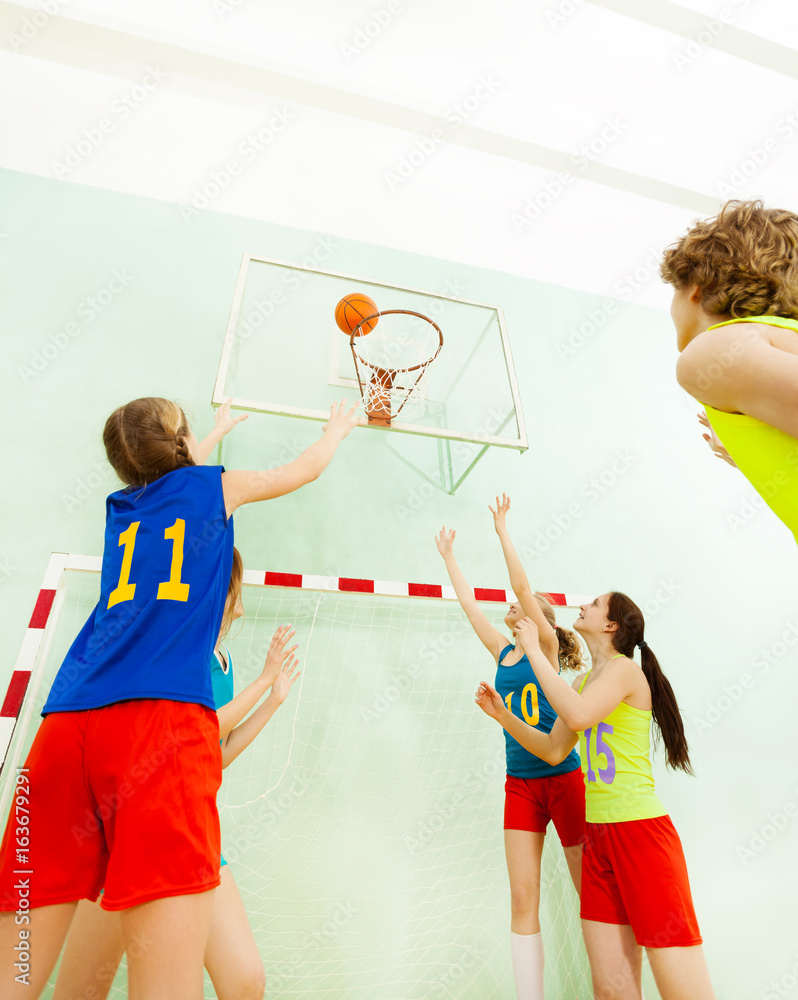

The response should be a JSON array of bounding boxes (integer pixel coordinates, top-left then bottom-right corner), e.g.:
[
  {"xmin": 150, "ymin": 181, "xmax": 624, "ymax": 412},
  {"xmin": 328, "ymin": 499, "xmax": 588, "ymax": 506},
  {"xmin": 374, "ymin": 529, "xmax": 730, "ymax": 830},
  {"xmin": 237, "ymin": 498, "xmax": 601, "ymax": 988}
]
[
  {"xmin": 554, "ymin": 623, "xmax": 585, "ymax": 672},
  {"xmin": 104, "ymin": 397, "xmax": 196, "ymax": 487},
  {"xmin": 607, "ymin": 592, "xmax": 693, "ymax": 774}
]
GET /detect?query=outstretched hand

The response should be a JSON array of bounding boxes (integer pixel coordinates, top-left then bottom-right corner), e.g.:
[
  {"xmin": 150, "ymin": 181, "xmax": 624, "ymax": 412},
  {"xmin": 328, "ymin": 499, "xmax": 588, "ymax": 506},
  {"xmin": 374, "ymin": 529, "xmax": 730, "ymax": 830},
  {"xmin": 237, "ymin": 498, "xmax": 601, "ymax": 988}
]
[
  {"xmin": 475, "ymin": 680, "xmax": 504, "ymax": 721},
  {"xmin": 515, "ymin": 616, "xmax": 540, "ymax": 656},
  {"xmin": 322, "ymin": 399, "xmax": 362, "ymax": 439},
  {"xmin": 435, "ymin": 526, "xmax": 456, "ymax": 558},
  {"xmin": 698, "ymin": 412, "xmax": 737, "ymax": 468},
  {"xmin": 270, "ymin": 656, "xmax": 300, "ymax": 706},
  {"xmin": 488, "ymin": 493, "xmax": 511, "ymax": 532},
  {"xmin": 214, "ymin": 397, "xmax": 249, "ymax": 438},
  {"xmin": 261, "ymin": 625, "xmax": 298, "ymax": 689}
]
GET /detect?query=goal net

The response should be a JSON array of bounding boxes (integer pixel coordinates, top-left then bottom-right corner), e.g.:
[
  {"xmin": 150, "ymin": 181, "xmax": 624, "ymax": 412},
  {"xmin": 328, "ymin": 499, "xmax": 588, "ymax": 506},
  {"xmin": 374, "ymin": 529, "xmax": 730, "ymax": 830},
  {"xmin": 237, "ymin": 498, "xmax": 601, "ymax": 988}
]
[{"xmin": 1, "ymin": 558, "xmax": 591, "ymax": 999}]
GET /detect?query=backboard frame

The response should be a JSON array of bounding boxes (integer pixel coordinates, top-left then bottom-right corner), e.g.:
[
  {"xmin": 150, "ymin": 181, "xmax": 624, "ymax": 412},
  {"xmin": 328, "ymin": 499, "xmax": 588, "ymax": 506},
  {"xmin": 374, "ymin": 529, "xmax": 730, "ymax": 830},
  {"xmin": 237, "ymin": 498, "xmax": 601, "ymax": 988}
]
[{"xmin": 211, "ymin": 254, "xmax": 529, "ymax": 453}]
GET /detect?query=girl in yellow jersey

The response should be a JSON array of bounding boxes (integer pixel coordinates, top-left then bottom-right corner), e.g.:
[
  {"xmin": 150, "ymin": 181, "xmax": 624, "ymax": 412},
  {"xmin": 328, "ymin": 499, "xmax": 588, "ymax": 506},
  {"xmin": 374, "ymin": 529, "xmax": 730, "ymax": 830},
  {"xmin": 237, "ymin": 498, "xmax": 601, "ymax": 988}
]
[
  {"xmin": 476, "ymin": 592, "xmax": 715, "ymax": 1000},
  {"xmin": 661, "ymin": 199, "xmax": 798, "ymax": 542}
]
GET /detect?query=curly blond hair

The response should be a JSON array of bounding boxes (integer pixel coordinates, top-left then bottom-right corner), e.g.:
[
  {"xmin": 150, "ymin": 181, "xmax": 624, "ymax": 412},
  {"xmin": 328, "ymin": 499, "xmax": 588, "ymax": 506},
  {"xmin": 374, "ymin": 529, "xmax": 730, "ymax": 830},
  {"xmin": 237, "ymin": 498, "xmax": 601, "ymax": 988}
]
[
  {"xmin": 660, "ymin": 199, "xmax": 798, "ymax": 319},
  {"xmin": 535, "ymin": 593, "xmax": 585, "ymax": 672}
]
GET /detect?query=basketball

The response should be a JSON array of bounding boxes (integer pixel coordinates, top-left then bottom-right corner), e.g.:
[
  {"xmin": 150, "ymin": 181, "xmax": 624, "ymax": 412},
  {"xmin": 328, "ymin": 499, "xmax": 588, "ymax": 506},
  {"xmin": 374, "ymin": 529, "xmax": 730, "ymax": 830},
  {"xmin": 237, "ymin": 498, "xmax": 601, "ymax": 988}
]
[{"xmin": 335, "ymin": 292, "xmax": 379, "ymax": 336}]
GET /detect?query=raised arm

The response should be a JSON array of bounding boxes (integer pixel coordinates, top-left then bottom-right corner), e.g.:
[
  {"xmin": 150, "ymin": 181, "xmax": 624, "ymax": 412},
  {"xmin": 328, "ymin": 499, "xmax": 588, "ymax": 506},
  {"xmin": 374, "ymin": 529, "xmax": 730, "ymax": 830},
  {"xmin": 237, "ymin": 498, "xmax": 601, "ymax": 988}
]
[
  {"xmin": 435, "ymin": 528, "xmax": 506, "ymax": 661},
  {"xmin": 222, "ymin": 657, "xmax": 300, "ymax": 767},
  {"xmin": 197, "ymin": 397, "xmax": 249, "ymax": 466},
  {"xmin": 475, "ymin": 679, "xmax": 577, "ymax": 764},
  {"xmin": 221, "ymin": 400, "xmax": 360, "ymax": 517},
  {"xmin": 515, "ymin": 618, "xmax": 638, "ymax": 731},
  {"xmin": 490, "ymin": 494, "xmax": 558, "ymax": 661},
  {"xmin": 216, "ymin": 626, "xmax": 296, "ymax": 740}
]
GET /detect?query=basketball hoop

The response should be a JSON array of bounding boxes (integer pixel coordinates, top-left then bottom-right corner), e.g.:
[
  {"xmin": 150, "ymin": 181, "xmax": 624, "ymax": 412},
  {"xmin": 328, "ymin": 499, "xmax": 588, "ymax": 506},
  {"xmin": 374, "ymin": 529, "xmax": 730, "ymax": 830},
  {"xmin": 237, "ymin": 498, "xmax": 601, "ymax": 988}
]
[{"xmin": 349, "ymin": 309, "xmax": 443, "ymax": 426}]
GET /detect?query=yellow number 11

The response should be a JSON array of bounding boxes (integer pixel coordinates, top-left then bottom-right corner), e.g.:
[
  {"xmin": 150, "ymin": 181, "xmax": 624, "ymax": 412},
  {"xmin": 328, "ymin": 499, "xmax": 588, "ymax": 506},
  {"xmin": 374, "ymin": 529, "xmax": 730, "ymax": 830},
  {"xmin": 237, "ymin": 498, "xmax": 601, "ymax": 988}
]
[{"xmin": 107, "ymin": 518, "xmax": 190, "ymax": 608}]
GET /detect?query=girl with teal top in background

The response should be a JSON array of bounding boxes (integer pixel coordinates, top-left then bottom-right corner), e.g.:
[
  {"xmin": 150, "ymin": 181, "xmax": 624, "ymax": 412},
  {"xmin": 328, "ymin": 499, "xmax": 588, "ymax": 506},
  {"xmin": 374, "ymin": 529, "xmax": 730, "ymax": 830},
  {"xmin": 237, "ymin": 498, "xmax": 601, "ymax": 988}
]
[
  {"xmin": 476, "ymin": 593, "xmax": 715, "ymax": 1000},
  {"xmin": 53, "ymin": 547, "xmax": 300, "ymax": 1000},
  {"xmin": 662, "ymin": 199, "xmax": 798, "ymax": 542},
  {"xmin": 436, "ymin": 495, "xmax": 586, "ymax": 1000}
]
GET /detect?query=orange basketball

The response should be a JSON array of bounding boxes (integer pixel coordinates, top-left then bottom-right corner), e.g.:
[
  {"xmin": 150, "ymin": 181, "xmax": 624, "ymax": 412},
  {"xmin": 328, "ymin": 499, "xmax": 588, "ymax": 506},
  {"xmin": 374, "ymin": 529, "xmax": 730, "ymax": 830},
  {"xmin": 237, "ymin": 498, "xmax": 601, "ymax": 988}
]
[{"xmin": 335, "ymin": 293, "xmax": 379, "ymax": 336}]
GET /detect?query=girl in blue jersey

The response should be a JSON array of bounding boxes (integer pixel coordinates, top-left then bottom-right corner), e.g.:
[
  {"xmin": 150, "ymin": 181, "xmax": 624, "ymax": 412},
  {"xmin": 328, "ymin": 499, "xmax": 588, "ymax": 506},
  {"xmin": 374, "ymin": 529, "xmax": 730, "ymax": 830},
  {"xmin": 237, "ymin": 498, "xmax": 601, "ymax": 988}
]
[
  {"xmin": 52, "ymin": 547, "xmax": 300, "ymax": 1000},
  {"xmin": 435, "ymin": 493, "xmax": 585, "ymax": 1000},
  {"xmin": 0, "ymin": 395, "xmax": 358, "ymax": 1000}
]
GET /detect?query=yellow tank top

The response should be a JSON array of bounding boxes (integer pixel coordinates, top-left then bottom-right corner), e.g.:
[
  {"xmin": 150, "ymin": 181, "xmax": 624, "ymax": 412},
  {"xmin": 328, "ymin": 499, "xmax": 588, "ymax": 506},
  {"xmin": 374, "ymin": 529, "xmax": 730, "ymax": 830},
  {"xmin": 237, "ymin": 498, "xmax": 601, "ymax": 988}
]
[
  {"xmin": 578, "ymin": 664, "xmax": 666, "ymax": 824},
  {"xmin": 702, "ymin": 315, "xmax": 798, "ymax": 542}
]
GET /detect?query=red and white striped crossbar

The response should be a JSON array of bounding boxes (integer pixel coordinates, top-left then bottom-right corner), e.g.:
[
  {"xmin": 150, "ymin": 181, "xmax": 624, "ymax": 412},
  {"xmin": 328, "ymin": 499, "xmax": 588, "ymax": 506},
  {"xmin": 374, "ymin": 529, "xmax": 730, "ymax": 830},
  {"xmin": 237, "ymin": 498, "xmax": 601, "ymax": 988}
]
[
  {"xmin": 0, "ymin": 553, "xmax": 591, "ymax": 774},
  {"xmin": 247, "ymin": 570, "xmax": 591, "ymax": 608}
]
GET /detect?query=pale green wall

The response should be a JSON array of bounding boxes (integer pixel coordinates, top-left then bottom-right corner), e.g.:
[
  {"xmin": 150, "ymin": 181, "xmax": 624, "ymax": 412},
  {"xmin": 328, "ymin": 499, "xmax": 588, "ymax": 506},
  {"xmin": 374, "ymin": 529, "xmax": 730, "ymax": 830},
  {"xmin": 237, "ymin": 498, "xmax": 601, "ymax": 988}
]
[{"xmin": 2, "ymin": 167, "xmax": 797, "ymax": 998}]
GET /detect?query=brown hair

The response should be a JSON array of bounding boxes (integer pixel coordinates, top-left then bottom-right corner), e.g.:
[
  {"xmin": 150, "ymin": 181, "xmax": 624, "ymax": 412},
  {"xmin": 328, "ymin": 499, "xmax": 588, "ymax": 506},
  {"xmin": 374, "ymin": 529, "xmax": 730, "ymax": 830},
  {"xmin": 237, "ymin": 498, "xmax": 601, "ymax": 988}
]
[
  {"xmin": 606, "ymin": 592, "xmax": 692, "ymax": 774},
  {"xmin": 219, "ymin": 547, "xmax": 243, "ymax": 640},
  {"xmin": 103, "ymin": 397, "xmax": 195, "ymax": 487},
  {"xmin": 660, "ymin": 199, "xmax": 798, "ymax": 319},
  {"xmin": 536, "ymin": 593, "xmax": 585, "ymax": 672}
]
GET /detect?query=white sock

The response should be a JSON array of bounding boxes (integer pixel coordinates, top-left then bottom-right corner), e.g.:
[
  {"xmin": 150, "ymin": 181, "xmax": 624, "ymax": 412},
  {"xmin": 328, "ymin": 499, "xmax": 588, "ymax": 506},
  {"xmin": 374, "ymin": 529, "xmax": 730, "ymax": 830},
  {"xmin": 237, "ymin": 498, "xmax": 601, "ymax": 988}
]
[{"xmin": 511, "ymin": 931, "xmax": 544, "ymax": 1000}]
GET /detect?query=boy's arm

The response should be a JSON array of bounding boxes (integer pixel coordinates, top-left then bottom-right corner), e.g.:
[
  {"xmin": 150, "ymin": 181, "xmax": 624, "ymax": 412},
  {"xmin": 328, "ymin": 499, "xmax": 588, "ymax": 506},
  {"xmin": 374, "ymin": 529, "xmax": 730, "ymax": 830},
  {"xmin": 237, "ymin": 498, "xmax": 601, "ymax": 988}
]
[
  {"xmin": 221, "ymin": 401, "xmax": 360, "ymax": 517},
  {"xmin": 435, "ymin": 528, "xmax": 507, "ymax": 660},
  {"xmin": 490, "ymin": 495, "xmax": 558, "ymax": 659}
]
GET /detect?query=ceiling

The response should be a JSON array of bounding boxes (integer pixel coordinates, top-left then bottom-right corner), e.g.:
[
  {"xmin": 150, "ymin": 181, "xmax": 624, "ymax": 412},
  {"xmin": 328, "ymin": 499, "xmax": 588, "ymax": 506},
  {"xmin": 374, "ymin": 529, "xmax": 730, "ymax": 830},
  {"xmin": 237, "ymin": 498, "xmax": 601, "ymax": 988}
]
[{"xmin": 2, "ymin": 0, "xmax": 797, "ymax": 308}]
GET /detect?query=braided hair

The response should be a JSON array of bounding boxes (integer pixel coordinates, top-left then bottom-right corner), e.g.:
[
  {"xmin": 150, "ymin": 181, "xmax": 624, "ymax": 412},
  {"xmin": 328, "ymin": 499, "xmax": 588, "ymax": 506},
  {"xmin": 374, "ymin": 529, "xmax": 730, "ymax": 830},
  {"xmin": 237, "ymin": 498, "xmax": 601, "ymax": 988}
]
[{"xmin": 104, "ymin": 397, "xmax": 196, "ymax": 487}]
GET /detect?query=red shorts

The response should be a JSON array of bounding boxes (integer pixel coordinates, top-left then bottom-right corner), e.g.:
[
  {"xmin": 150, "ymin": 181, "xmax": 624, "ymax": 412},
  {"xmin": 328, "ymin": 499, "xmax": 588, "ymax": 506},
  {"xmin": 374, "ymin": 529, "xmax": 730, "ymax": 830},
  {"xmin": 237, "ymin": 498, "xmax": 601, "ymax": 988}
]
[
  {"xmin": 0, "ymin": 700, "xmax": 221, "ymax": 912},
  {"xmin": 580, "ymin": 816, "xmax": 702, "ymax": 948},
  {"xmin": 504, "ymin": 769, "xmax": 585, "ymax": 847}
]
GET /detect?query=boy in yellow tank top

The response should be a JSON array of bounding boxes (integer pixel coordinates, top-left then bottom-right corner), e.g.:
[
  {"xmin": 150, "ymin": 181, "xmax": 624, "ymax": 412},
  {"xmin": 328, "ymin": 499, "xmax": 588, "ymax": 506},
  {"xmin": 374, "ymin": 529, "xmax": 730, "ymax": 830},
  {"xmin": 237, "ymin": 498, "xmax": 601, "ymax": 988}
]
[
  {"xmin": 661, "ymin": 199, "xmax": 798, "ymax": 542},
  {"xmin": 476, "ymin": 591, "xmax": 716, "ymax": 1000}
]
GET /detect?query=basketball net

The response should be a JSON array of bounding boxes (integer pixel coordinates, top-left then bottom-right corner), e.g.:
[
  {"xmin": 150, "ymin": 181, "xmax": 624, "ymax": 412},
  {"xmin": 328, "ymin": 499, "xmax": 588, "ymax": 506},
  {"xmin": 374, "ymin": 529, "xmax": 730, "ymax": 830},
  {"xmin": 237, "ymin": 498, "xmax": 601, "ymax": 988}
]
[{"xmin": 349, "ymin": 309, "xmax": 443, "ymax": 426}]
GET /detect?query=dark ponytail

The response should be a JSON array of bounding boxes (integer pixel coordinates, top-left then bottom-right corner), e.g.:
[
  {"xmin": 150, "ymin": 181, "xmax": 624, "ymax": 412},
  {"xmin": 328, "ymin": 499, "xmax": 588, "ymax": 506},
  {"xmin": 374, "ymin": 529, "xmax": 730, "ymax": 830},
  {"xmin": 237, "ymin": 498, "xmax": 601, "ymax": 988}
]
[{"xmin": 606, "ymin": 592, "xmax": 693, "ymax": 774}]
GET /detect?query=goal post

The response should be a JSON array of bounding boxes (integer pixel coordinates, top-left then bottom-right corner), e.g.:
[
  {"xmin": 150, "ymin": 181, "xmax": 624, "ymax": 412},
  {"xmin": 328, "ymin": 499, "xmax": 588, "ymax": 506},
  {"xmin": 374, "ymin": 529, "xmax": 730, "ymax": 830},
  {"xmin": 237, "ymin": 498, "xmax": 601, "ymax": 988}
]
[{"xmin": 1, "ymin": 555, "xmax": 592, "ymax": 999}]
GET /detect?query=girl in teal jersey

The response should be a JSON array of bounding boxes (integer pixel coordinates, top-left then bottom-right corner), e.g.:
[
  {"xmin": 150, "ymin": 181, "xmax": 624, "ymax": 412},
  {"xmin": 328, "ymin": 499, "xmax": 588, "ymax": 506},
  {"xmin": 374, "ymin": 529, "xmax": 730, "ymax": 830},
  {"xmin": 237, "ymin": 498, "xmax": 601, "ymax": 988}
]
[
  {"xmin": 436, "ymin": 495, "xmax": 585, "ymax": 1000},
  {"xmin": 52, "ymin": 547, "xmax": 300, "ymax": 1000},
  {"xmin": 662, "ymin": 199, "xmax": 798, "ymax": 541},
  {"xmin": 476, "ymin": 594, "xmax": 715, "ymax": 1000}
]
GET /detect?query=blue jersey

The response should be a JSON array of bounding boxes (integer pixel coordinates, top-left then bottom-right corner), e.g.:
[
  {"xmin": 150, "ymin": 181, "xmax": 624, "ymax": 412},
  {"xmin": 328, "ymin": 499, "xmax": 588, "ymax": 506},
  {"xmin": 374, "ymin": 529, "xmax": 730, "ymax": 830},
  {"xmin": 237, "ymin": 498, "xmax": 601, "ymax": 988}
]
[
  {"xmin": 44, "ymin": 466, "xmax": 234, "ymax": 714},
  {"xmin": 495, "ymin": 644, "xmax": 580, "ymax": 779},
  {"xmin": 211, "ymin": 645, "xmax": 234, "ymax": 711}
]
